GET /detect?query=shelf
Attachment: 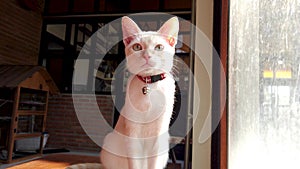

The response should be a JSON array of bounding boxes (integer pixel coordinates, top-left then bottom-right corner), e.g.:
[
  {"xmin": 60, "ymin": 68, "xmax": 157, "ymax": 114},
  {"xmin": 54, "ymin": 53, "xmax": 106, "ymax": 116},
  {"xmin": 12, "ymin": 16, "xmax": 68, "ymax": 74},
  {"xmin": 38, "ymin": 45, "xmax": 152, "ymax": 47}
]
[
  {"xmin": 19, "ymin": 101, "xmax": 46, "ymax": 106},
  {"xmin": 15, "ymin": 133, "xmax": 41, "ymax": 140},
  {"xmin": 0, "ymin": 99, "xmax": 14, "ymax": 103},
  {"xmin": 18, "ymin": 105, "xmax": 46, "ymax": 111},
  {"xmin": 17, "ymin": 110, "xmax": 46, "ymax": 115},
  {"xmin": 0, "ymin": 116, "xmax": 11, "ymax": 121},
  {"xmin": 0, "ymin": 66, "xmax": 52, "ymax": 163}
]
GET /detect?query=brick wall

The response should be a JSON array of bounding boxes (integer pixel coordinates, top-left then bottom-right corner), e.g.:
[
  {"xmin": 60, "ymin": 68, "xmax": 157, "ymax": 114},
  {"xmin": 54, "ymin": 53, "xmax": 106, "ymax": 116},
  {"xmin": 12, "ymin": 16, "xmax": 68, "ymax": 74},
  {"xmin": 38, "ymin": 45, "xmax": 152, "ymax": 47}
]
[
  {"xmin": 46, "ymin": 94, "xmax": 115, "ymax": 152},
  {"xmin": 0, "ymin": 0, "xmax": 43, "ymax": 65}
]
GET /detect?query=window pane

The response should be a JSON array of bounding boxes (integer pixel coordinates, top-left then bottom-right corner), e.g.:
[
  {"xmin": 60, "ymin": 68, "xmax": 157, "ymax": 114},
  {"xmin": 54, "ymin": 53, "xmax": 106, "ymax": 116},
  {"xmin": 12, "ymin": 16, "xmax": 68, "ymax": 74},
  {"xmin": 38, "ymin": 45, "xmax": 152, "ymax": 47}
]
[
  {"xmin": 73, "ymin": 59, "xmax": 90, "ymax": 91},
  {"xmin": 47, "ymin": 25, "xmax": 66, "ymax": 41},
  {"xmin": 229, "ymin": 0, "xmax": 300, "ymax": 168}
]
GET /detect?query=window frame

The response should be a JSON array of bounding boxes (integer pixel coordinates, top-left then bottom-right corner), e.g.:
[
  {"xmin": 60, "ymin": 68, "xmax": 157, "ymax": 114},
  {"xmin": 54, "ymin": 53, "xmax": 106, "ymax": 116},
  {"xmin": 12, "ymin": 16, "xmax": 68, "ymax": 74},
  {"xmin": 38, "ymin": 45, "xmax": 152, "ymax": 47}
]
[{"xmin": 211, "ymin": 0, "xmax": 229, "ymax": 169}]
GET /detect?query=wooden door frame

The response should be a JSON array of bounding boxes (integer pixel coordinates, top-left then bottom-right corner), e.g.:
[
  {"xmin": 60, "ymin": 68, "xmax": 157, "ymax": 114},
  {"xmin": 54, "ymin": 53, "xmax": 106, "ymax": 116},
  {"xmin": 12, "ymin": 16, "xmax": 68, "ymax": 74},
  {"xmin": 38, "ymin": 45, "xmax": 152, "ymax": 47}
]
[{"xmin": 211, "ymin": 0, "xmax": 229, "ymax": 169}]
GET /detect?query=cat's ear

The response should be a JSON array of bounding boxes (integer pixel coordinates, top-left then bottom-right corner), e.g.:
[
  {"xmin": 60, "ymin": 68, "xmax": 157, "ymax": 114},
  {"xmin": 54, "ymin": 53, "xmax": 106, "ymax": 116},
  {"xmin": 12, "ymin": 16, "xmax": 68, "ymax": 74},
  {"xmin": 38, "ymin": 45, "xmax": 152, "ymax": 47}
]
[
  {"xmin": 158, "ymin": 17, "xmax": 179, "ymax": 47},
  {"xmin": 122, "ymin": 16, "xmax": 142, "ymax": 46}
]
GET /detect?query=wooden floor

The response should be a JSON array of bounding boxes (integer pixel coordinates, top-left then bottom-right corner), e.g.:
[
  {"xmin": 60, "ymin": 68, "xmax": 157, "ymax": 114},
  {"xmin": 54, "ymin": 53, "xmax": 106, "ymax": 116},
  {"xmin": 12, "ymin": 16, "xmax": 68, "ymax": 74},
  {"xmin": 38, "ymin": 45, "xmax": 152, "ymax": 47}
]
[
  {"xmin": 2, "ymin": 153, "xmax": 182, "ymax": 169},
  {"xmin": 4, "ymin": 153, "xmax": 100, "ymax": 169}
]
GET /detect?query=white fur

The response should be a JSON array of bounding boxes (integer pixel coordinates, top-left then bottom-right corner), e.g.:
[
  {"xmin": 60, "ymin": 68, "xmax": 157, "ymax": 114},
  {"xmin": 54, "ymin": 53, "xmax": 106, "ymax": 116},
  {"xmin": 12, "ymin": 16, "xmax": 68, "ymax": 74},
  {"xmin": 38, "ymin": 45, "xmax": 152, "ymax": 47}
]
[{"xmin": 100, "ymin": 16, "xmax": 179, "ymax": 169}]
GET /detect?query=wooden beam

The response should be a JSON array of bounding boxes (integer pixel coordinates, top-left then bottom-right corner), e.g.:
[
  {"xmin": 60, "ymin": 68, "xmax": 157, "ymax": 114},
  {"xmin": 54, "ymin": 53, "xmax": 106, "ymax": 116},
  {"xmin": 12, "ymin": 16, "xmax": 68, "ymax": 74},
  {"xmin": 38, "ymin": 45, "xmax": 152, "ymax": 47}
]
[{"xmin": 211, "ymin": 0, "xmax": 228, "ymax": 168}]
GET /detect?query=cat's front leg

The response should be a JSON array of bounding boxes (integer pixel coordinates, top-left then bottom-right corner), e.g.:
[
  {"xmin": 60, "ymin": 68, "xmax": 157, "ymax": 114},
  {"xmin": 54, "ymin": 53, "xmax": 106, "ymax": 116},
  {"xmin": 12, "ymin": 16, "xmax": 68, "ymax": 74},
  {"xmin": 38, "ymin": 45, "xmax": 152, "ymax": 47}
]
[
  {"xmin": 147, "ymin": 134, "xmax": 170, "ymax": 169},
  {"xmin": 126, "ymin": 138, "xmax": 146, "ymax": 169},
  {"xmin": 128, "ymin": 157, "xmax": 145, "ymax": 169},
  {"xmin": 148, "ymin": 152, "xmax": 169, "ymax": 169}
]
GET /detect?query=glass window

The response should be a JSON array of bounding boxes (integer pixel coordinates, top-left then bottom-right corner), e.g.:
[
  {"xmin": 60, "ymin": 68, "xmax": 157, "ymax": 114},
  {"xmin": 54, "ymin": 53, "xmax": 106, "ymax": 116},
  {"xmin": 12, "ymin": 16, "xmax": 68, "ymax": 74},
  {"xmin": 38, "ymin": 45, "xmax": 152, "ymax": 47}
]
[{"xmin": 229, "ymin": 0, "xmax": 300, "ymax": 168}]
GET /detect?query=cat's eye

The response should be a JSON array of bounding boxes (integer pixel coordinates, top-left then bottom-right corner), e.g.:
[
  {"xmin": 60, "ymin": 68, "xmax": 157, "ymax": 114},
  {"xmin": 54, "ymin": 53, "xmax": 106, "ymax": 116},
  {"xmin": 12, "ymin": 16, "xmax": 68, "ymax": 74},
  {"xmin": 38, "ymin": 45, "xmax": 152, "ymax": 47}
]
[
  {"xmin": 154, "ymin": 44, "xmax": 164, "ymax": 51},
  {"xmin": 132, "ymin": 43, "xmax": 142, "ymax": 51}
]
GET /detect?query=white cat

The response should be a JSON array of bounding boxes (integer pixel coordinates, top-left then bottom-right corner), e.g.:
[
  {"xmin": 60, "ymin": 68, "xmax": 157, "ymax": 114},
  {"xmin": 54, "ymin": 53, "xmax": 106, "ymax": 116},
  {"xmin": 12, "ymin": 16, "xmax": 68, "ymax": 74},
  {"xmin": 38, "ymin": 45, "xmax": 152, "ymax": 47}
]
[{"xmin": 100, "ymin": 16, "xmax": 179, "ymax": 169}]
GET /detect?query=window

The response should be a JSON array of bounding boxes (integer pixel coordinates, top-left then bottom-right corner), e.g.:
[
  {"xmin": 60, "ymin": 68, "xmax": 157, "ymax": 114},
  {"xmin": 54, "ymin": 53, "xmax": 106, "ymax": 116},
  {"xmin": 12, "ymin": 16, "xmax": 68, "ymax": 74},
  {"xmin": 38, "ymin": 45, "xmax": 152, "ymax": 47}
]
[
  {"xmin": 228, "ymin": 0, "xmax": 300, "ymax": 168},
  {"xmin": 40, "ymin": 21, "xmax": 125, "ymax": 93}
]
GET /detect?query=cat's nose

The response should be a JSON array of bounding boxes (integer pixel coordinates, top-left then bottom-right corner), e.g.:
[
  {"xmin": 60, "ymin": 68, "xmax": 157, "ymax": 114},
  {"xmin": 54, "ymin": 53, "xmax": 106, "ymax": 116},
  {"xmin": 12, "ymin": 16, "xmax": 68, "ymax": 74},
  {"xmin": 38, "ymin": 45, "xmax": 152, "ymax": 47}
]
[{"xmin": 143, "ymin": 55, "xmax": 151, "ymax": 60}]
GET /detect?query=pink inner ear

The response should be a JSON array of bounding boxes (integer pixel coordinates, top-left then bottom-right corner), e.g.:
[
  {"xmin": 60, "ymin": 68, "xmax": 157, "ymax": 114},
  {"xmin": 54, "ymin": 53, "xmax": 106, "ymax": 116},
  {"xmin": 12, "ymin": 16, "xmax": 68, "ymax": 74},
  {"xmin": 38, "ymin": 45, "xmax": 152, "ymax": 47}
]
[
  {"xmin": 124, "ymin": 36, "xmax": 134, "ymax": 46},
  {"xmin": 168, "ymin": 37, "xmax": 176, "ymax": 47}
]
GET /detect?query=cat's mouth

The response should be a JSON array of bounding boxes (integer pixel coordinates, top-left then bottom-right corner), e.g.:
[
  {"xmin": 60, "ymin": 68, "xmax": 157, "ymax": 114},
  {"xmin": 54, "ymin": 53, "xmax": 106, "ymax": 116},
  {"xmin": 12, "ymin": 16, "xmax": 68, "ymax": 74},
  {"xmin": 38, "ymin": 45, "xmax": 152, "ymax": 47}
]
[
  {"xmin": 141, "ymin": 59, "xmax": 158, "ymax": 68},
  {"xmin": 138, "ymin": 66, "xmax": 166, "ymax": 76},
  {"xmin": 141, "ymin": 62, "xmax": 154, "ymax": 68},
  {"xmin": 140, "ymin": 63, "xmax": 159, "ymax": 74}
]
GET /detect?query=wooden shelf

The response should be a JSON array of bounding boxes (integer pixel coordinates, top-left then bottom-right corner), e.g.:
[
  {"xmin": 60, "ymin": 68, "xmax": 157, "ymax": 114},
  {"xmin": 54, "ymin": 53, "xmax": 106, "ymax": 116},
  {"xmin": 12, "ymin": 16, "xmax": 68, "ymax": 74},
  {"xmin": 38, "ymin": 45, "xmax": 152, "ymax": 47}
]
[
  {"xmin": 0, "ymin": 99, "xmax": 14, "ymax": 103},
  {"xmin": 19, "ymin": 101, "xmax": 46, "ymax": 105},
  {"xmin": 0, "ymin": 116, "xmax": 12, "ymax": 120},
  {"xmin": 0, "ymin": 71, "xmax": 51, "ymax": 163},
  {"xmin": 17, "ymin": 110, "xmax": 46, "ymax": 116},
  {"xmin": 15, "ymin": 133, "xmax": 41, "ymax": 140}
]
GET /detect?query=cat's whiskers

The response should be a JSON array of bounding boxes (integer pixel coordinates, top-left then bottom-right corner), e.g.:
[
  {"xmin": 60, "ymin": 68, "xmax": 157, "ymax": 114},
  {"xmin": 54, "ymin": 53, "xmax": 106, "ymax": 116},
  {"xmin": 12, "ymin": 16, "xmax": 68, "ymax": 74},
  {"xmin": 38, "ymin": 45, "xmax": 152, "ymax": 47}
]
[{"xmin": 170, "ymin": 57, "xmax": 186, "ymax": 79}]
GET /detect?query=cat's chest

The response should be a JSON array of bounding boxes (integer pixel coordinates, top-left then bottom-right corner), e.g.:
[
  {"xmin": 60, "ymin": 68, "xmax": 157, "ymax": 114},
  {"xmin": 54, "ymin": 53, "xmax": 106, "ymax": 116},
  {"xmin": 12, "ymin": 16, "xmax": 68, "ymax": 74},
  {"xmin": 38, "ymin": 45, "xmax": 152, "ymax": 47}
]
[{"xmin": 122, "ymin": 75, "xmax": 175, "ymax": 123}]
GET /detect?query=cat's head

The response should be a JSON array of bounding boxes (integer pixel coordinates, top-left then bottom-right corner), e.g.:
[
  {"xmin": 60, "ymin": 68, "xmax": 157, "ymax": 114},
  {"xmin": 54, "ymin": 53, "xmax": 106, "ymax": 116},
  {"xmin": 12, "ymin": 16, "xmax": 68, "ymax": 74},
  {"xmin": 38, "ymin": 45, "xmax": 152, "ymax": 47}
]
[{"xmin": 122, "ymin": 16, "xmax": 179, "ymax": 76}]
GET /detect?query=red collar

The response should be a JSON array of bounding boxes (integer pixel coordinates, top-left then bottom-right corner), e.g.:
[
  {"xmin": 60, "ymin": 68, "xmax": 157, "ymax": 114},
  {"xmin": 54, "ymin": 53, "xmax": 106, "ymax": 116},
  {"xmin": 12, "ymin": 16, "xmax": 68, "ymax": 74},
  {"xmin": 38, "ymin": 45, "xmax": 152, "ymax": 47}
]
[{"xmin": 136, "ymin": 73, "xmax": 166, "ymax": 84}]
